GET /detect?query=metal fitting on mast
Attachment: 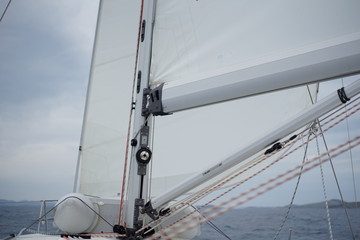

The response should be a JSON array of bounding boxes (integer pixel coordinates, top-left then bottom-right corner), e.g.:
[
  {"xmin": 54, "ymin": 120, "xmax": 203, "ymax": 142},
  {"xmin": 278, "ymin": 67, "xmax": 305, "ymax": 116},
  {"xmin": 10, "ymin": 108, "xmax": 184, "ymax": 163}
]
[
  {"xmin": 142, "ymin": 200, "xmax": 159, "ymax": 220},
  {"xmin": 147, "ymin": 83, "xmax": 170, "ymax": 116},
  {"xmin": 136, "ymin": 125, "xmax": 152, "ymax": 175}
]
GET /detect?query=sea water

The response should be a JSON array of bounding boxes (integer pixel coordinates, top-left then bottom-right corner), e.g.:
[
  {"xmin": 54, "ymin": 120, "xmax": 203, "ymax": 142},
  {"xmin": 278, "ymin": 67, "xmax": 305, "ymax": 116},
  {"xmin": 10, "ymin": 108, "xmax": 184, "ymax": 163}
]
[
  {"xmin": 195, "ymin": 207, "xmax": 360, "ymax": 240},
  {"xmin": 1, "ymin": 204, "xmax": 359, "ymax": 239}
]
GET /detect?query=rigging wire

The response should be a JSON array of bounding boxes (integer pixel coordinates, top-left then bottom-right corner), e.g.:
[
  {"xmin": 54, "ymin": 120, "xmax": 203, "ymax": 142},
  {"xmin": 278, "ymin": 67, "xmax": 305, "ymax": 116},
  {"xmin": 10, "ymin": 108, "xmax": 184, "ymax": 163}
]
[
  {"xmin": 314, "ymin": 85, "xmax": 358, "ymax": 239},
  {"xmin": 273, "ymin": 85, "xmax": 315, "ymax": 240},
  {"xmin": 315, "ymin": 86, "xmax": 358, "ymax": 240},
  {"xmin": 148, "ymin": 116, "xmax": 156, "ymax": 200},
  {"xmin": 204, "ymin": 217, "xmax": 232, "ymax": 240},
  {"xmin": 192, "ymin": 206, "xmax": 232, "ymax": 240},
  {"xmin": 306, "ymin": 84, "xmax": 334, "ymax": 240},
  {"xmin": 306, "ymin": 83, "xmax": 358, "ymax": 239},
  {"xmin": 341, "ymin": 79, "xmax": 358, "ymax": 208},
  {"xmin": 346, "ymin": 114, "xmax": 358, "ymax": 208},
  {"xmin": 273, "ymin": 133, "xmax": 312, "ymax": 240},
  {"xmin": 0, "ymin": 0, "xmax": 12, "ymax": 23},
  {"xmin": 317, "ymin": 121, "xmax": 357, "ymax": 240}
]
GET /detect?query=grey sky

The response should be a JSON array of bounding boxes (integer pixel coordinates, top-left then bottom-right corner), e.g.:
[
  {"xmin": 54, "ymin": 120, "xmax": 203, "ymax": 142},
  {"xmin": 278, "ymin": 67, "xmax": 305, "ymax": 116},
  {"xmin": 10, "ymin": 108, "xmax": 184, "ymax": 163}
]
[
  {"xmin": 0, "ymin": 1, "xmax": 359, "ymax": 207},
  {"xmin": 0, "ymin": 0, "xmax": 99, "ymax": 201}
]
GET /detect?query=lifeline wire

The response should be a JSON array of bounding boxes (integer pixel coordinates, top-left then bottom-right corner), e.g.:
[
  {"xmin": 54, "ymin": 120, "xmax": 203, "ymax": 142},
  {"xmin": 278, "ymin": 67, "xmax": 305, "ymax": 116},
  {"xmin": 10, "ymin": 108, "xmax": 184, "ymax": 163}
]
[
  {"xmin": 22, "ymin": 196, "xmax": 113, "ymax": 236},
  {"xmin": 342, "ymin": 79, "xmax": 358, "ymax": 209}
]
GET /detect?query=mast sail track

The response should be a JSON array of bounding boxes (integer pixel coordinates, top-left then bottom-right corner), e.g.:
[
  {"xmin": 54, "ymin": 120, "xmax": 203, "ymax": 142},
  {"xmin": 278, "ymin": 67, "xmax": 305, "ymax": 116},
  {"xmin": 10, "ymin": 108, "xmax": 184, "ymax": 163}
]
[
  {"xmin": 148, "ymin": 34, "xmax": 360, "ymax": 115},
  {"xmin": 144, "ymin": 79, "xmax": 360, "ymax": 216}
]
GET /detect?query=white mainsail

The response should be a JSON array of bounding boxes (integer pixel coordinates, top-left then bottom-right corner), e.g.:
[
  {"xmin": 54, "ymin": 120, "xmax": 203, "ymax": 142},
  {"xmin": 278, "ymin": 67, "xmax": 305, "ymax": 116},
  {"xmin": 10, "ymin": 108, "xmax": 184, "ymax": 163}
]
[
  {"xmin": 151, "ymin": 0, "xmax": 360, "ymax": 86},
  {"xmin": 148, "ymin": 0, "xmax": 360, "ymax": 198},
  {"xmin": 73, "ymin": 0, "xmax": 140, "ymax": 197}
]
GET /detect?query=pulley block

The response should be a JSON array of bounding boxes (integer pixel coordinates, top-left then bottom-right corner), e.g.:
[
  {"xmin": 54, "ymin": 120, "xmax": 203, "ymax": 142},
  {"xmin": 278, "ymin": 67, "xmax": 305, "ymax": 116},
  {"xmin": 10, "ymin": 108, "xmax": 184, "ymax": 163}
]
[{"xmin": 136, "ymin": 147, "xmax": 152, "ymax": 165}]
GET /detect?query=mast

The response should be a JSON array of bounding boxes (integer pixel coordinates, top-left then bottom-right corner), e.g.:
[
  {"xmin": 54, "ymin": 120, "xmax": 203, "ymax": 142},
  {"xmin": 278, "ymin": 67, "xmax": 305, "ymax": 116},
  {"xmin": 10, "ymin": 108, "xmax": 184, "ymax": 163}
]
[{"xmin": 123, "ymin": 0, "xmax": 156, "ymax": 232}]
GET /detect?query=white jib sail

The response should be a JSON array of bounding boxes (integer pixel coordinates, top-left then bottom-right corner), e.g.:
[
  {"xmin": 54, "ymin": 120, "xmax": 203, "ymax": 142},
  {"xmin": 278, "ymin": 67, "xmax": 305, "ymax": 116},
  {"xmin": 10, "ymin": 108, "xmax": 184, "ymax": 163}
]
[
  {"xmin": 148, "ymin": 0, "xmax": 360, "ymax": 198},
  {"xmin": 74, "ymin": 0, "xmax": 141, "ymax": 198}
]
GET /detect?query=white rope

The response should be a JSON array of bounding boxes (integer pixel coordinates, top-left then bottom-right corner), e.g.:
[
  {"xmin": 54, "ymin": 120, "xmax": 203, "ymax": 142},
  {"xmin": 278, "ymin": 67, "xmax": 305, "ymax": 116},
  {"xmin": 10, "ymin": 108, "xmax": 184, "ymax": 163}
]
[{"xmin": 315, "ymin": 135, "xmax": 334, "ymax": 240}]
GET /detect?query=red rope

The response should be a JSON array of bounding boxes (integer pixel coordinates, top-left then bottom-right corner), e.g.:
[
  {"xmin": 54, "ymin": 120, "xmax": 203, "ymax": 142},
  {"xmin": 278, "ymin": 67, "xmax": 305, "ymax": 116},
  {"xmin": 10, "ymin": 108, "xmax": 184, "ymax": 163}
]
[{"xmin": 118, "ymin": 0, "xmax": 145, "ymax": 226}]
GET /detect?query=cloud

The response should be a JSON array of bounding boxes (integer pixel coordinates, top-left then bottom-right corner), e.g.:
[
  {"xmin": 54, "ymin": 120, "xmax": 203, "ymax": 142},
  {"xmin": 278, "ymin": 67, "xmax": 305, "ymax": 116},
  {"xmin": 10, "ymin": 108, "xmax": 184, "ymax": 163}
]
[
  {"xmin": 0, "ymin": 89, "xmax": 85, "ymax": 200},
  {"xmin": 0, "ymin": 1, "xmax": 99, "ymax": 201},
  {"xmin": 0, "ymin": 0, "xmax": 98, "ymax": 105}
]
